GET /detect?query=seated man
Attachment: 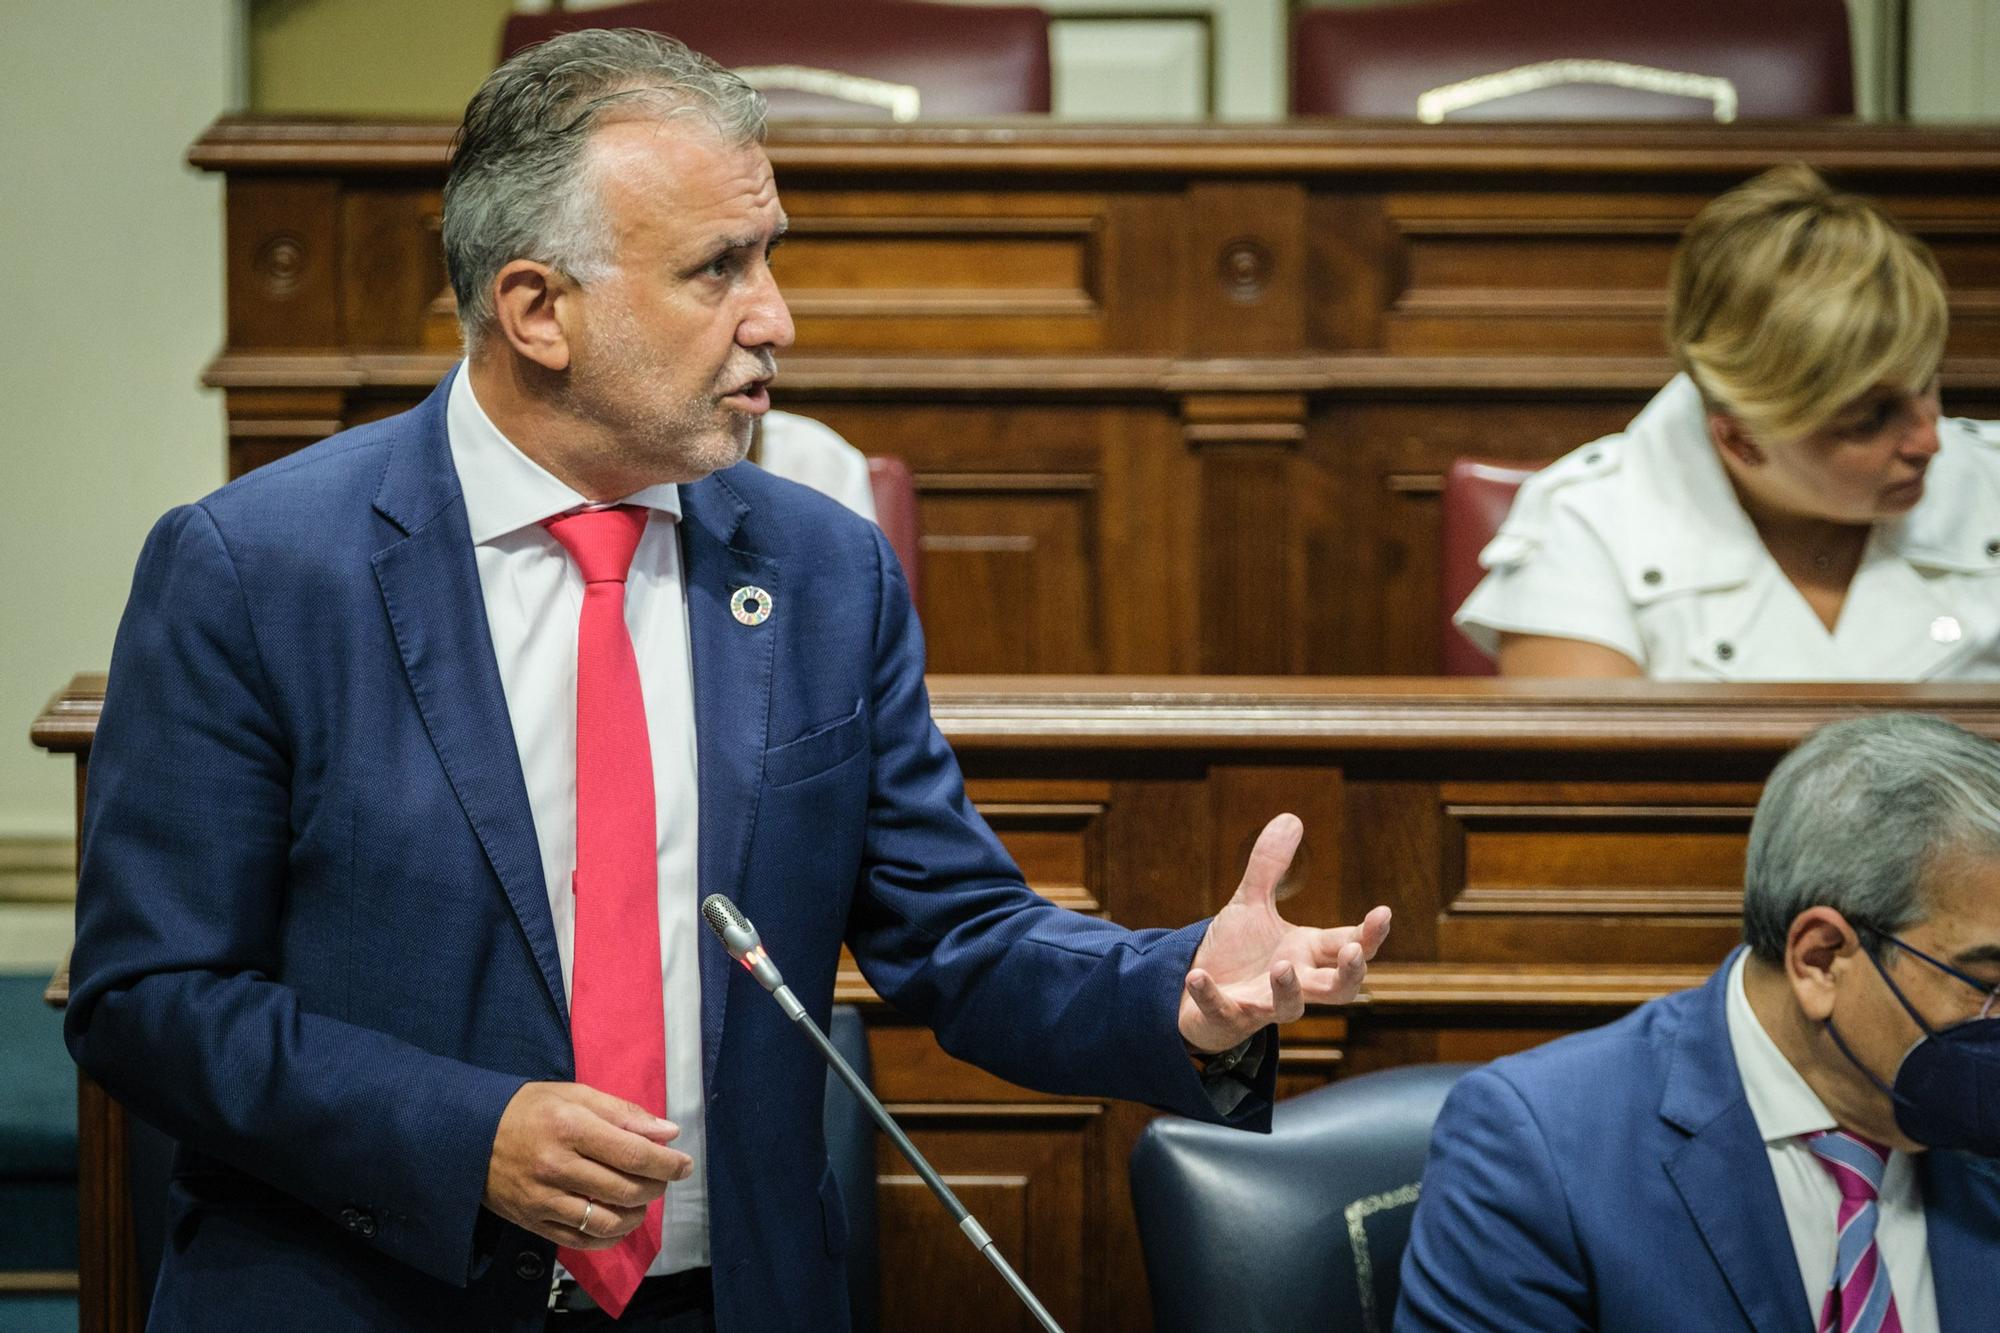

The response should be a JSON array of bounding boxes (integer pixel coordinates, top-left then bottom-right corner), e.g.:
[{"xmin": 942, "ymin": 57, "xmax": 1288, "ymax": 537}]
[{"xmin": 1398, "ymin": 712, "xmax": 2000, "ymax": 1332}]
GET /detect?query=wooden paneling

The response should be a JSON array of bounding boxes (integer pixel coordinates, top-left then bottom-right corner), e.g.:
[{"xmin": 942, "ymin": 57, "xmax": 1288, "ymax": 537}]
[
  {"xmin": 223, "ymin": 177, "xmax": 342, "ymax": 349},
  {"xmin": 779, "ymin": 195, "xmax": 1113, "ymax": 351},
  {"xmin": 917, "ymin": 471, "xmax": 1101, "ymax": 674},
  {"xmin": 190, "ymin": 119, "xmax": 2000, "ymax": 674},
  {"xmin": 40, "ymin": 677, "xmax": 2000, "ymax": 1333}
]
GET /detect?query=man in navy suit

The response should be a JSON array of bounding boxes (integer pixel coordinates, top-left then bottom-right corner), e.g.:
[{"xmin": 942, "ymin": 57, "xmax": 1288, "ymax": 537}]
[
  {"xmin": 1397, "ymin": 713, "xmax": 2000, "ymax": 1332},
  {"xmin": 63, "ymin": 29, "xmax": 1390, "ymax": 1332}
]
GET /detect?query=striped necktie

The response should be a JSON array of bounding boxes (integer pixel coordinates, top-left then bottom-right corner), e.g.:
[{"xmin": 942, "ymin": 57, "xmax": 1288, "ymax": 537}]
[{"xmin": 1805, "ymin": 1130, "xmax": 1903, "ymax": 1333}]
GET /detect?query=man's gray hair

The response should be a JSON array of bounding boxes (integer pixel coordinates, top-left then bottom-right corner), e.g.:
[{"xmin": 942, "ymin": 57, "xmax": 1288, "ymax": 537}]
[
  {"xmin": 1743, "ymin": 712, "xmax": 2000, "ymax": 962},
  {"xmin": 443, "ymin": 28, "xmax": 767, "ymax": 345}
]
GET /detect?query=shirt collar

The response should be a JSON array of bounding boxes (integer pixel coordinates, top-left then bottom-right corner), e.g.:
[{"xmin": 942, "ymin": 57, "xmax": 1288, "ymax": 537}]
[
  {"xmin": 445, "ymin": 363, "xmax": 682, "ymax": 545},
  {"xmin": 1625, "ymin": 376, "xmax": 1766, "ymax": 585},
  {"xmin": 1725, "ymin": 950, "xmax": 1839, "ymax": 1146},
  {"xmin": 1633, "ymin": 377, "xmax": 2000, "ymax": 580},
  {"xmin": 1880, "ymin": 418, "xmax": 2000, "ymax": 573}
]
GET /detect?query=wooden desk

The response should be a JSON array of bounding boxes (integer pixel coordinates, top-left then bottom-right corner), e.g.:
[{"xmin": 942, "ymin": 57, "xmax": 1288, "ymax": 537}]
[
  {"xmin": 36, "ymin": 676, "xmax": 2000, "ymax": 1331},
  {"xmin": 192, "ymin": 119, "xmax": 2000, "ymax": 676}
]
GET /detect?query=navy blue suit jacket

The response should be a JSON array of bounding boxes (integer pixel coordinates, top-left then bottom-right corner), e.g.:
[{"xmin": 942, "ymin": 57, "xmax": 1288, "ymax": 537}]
[
  {"xmin": 65, "ymin": 373, "xmax": 1265, "ymax": 1330},
  {"xmin": 1396, "ymin": 951, "xmax": 2000, "ymax": 1332}
]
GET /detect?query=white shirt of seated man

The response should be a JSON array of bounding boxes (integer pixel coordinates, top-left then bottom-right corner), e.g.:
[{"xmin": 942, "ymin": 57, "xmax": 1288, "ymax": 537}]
[
  {"xmin": 1455, "ymin": 375, "xmax": 2000, "ymax": 681},
  {"xmin": 751, "ymin": 410, "xmax": 877, "ymax": 522}
]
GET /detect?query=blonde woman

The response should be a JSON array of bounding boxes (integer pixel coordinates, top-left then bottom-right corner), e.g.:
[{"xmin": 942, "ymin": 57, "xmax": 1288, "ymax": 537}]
[{"xmin": 1456, "ymin": 165, "xmax": 2000, "ymax": 679}]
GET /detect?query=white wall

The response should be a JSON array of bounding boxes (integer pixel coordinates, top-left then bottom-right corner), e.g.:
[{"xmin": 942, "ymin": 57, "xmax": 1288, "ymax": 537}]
[{"xmin": 0, "ymin": 1, "xmax": 239, "ymax": 967}]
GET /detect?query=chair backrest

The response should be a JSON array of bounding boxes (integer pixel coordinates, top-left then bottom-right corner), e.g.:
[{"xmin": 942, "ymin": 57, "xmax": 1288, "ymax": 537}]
[
  {"xmin": 500, "ymin": 0, "xmax": 1051, "ymax": 119},
  {"xmin": 1130, "ymin": 1063, "xmax": 1474, "ymax": 1333},
  {"xmin": 1440, "ymin": 457, "xmax": 1537, "ymax": 677},
  {"xmin": 1291, "ymin": 0, "xmax": 1853, "ymax": 120},
  {"xmin": 866, "ymin": 455, "xmax": 922, "ymax": 615}
]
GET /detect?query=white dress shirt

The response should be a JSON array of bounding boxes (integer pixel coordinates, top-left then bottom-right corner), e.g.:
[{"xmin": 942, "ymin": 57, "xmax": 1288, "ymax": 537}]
[
  {"xmin": 1724, "ymin": 951, "xmax": 1937, "ymax": 1330},
  {"xmin": 1456, "ymin": 375, "xmax": 2000, "ymax": 679},
  {"xmin": 446, "ymin": 367, "xmax": 710, "ymax": 1276}
]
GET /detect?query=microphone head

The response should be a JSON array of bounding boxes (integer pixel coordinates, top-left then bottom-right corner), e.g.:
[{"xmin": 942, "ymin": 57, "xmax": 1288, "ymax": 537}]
[{"xmin": 701, "ymin": 893, "xmax": 761, "ymax": 958}]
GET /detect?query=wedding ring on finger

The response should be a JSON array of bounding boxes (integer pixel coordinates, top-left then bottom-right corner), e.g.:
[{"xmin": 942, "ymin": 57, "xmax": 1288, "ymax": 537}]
[{"xmin": 579, "ymin": 1200, "xmax": 595, "ymax": 1236}]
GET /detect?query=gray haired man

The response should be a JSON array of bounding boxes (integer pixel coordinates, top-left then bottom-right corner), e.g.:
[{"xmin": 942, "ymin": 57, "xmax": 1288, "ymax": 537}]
[
  {"xmin": 65, "ymin": 25, "xmax": 1390, "ymax": 1333},
  {"xmin": 1398, "ymin": 713, "xmax": 2000, "ymax": 1333}
]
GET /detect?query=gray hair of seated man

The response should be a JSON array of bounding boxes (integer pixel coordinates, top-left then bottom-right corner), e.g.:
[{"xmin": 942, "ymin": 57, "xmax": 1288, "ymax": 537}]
[
  {"xmin": 443, "ymin": 27, "xmax": 768, "ymax": 347},
  {"xmin": 1743, "ymin": 712, "xmax": 2000, "ymax": 964}
]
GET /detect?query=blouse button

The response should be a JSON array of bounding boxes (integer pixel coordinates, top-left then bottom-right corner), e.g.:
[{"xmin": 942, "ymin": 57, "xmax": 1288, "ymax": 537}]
[
  {"xmin": 1986, "ymin": 538, "xmax": 2000, "ymax": 558},
  {"xmin": 1715, "ymin": 641, "xmax": 1735, "ymax": 662},
  {"xmin": 1642, "ymin": 568, "xmax": 1662, "ymax": 585}
]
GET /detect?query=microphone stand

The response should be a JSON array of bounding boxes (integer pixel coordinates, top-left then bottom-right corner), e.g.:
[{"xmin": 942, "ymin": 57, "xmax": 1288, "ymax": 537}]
[
  {"xmin": 788, "ymin": 1003, "xmax": 1065, "ymax": 1333},
  {"xmin": 701, "ymin": 895, "xmax": 1064, "ymax": 1332}
]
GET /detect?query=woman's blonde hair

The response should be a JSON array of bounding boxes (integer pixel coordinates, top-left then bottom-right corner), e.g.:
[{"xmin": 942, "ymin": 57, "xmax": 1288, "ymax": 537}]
[{"xmin": 1666, "ymin": 163, "xmax": 1948, "ymax": 442}]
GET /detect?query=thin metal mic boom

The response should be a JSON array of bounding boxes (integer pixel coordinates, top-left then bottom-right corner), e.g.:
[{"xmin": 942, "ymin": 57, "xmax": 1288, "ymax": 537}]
[{"xmin": 700, "ymin": 893, "xmax": 1065, "ymax": 1333}]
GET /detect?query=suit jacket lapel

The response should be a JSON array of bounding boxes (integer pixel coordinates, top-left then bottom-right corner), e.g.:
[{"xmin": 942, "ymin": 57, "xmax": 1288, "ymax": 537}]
[
  {"xmin": 680, "ymin": 469, "xmax": 779, "ymax": 1092},
  {"xmin": 1659, "ymin": 955, "xmax": 1814, "ymax": 1333},
  {"xmin": 1921, "ymin": 1149, "xmax": 2000, "ymax": 1332},
  {"xmin": 370, "ymin": 372, "xmax": 569, "ymax": 1028}
]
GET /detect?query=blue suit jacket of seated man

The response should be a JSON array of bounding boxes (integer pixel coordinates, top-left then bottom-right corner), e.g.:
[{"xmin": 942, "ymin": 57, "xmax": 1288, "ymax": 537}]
[
  {"xmin": 62, "ymin": 369, "xmax": 1272, "ymax": 1332},
  {"xmin": 1396, "ymin": 948, "xmax": 2000, "ymax": 1333}
]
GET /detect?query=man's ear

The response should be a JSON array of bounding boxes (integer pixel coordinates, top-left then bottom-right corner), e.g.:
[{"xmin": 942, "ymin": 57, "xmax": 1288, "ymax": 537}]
[
  {"xmin": 1708, "ymin": 412, "xmax": 1765, "ymax": 466},
  {"xmin": 1787, "ymin": 907, "xmax": 1860, "ymax": 1022},
  {"xmin": 488, "ymin": 260, "xmax": 576, "ymax": 372}
]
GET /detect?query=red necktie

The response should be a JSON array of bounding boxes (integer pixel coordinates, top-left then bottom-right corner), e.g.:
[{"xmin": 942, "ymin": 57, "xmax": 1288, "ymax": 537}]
[{"xmin": 545, "ymin": 505, "xmax": 665, "ymax": 1315}]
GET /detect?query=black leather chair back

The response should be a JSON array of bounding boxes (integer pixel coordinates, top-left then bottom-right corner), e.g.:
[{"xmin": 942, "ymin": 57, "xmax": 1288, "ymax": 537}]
[{"xmin": 1129, "ymin": 1063, "xmax": 1474, "ymax": 1333}]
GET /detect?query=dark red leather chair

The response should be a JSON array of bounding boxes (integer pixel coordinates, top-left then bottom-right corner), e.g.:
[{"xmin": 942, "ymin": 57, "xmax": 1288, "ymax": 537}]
[
  {"xmin": 867, "ymin": 455, "xmax": 922, "ymax": 614},
  {"xmin": 500, "ymin": 0, "xmax": 1051, "ymax": 119},
  {"xmin": 1440, "ymin": 457, "xmax": 1538, "ymax": 677},
  {"xmin": 1291, "ymin": 0, "xmax": 1853, "ymax": 120}
]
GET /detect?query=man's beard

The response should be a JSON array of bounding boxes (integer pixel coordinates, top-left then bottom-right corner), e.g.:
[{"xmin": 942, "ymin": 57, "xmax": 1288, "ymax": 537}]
[{"xmin": 556, "ymin": 299, "xmax": 754, "ymax": 485}]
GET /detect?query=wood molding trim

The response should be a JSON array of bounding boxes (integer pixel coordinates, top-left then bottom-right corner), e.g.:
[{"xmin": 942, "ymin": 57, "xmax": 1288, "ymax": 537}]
[
  {"xmin": 43, "ymin": 673, "xmax": 2000, "ymax": 755},
  {"xmin": 187, "ymin": 119, "xmax": 2000, "ymax": 177}
]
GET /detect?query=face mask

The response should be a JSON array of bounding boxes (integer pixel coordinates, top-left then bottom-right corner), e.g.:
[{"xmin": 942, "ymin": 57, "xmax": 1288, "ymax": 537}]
[{"xmin": 1825, "ymin": 935, "xmax": 2000, "ymax": 1156}]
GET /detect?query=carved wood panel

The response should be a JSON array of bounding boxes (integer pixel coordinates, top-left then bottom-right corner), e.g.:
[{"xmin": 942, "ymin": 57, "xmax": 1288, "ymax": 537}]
[
  {"xmin": 777, "ymin": 192, "xmax": 1114, "ymax": 352},
  {"xmin": 875, "ymin": 1114, "xmax": 1096, "ymax": 1333},
  {"xmin": 918, "ymin": 474, "xmax": 1101, "ymax": 674}
]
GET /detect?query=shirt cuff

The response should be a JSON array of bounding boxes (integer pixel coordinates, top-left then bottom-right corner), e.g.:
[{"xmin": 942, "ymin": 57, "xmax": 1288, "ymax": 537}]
[{"xmin": 1194, "ymin": 1028, "xmax": 1272, "ymax": 1118}]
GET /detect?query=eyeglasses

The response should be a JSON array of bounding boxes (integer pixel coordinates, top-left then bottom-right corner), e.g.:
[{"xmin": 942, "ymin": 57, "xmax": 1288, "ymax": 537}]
[{"xmin": 1857, "ymin": 927, "xmax": 2000, "ymax": 1021}]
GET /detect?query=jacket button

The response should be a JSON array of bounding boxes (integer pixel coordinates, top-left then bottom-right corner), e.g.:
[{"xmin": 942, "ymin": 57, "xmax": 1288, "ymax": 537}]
[
  {"xmin": 338, "ymin": 1207, "xmax": 361, "ymax": 1231},
  {"xmin": 1641, "ymin": 568, "xmax": 1662, "ymax": 585},
  {"xmin": 354, "ymin": 1212, "xmax": 377, "ymax": 1239},
  {"xmin": 514, "ymin": 1250, "xmax": 547, "ymax": 1282},
  {"xmin": 1716, "ymin": 641, "xmax": 1735, "ymax": 662}
]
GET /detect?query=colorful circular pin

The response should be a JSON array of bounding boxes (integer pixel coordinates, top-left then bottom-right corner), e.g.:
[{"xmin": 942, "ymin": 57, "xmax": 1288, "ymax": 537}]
[{"xmin": 730, "ymin": 586, "xmax": 773, "ymax": 626}]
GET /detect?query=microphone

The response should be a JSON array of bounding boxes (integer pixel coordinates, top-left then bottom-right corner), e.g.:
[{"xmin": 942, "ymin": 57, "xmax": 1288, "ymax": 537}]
[
  {"xmin": 700, "ymin": 893, "xmax": 798, "ymax": 1017},
  {"xmin": 700, "ymin": 894, "xmax": 1065, "ymax": 1333}
]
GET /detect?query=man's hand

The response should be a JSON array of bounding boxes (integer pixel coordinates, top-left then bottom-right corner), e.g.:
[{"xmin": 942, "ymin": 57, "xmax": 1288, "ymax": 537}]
[
  {"xmin": 484, "ymin": 1082, "xmax": 692, "ymax": 1250},
  {"xmin": 1179, "ymin": 813, "xmax": 1392, "ymax": 1054}
]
